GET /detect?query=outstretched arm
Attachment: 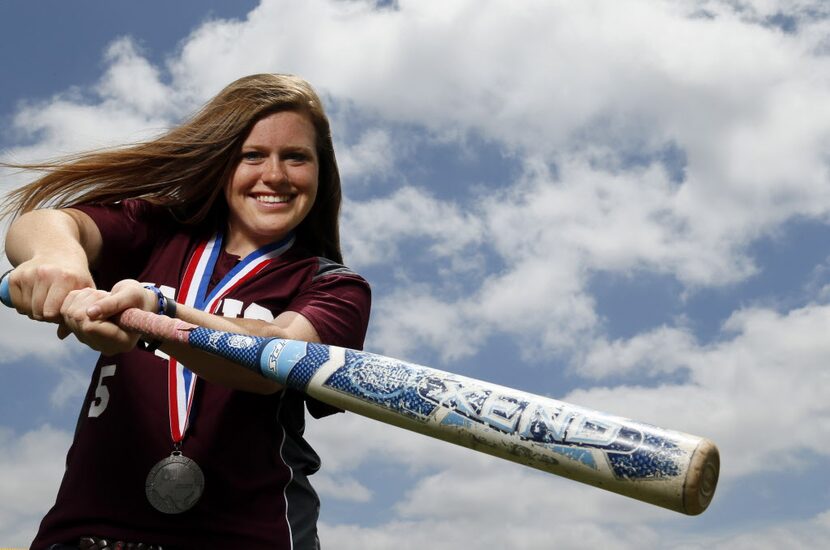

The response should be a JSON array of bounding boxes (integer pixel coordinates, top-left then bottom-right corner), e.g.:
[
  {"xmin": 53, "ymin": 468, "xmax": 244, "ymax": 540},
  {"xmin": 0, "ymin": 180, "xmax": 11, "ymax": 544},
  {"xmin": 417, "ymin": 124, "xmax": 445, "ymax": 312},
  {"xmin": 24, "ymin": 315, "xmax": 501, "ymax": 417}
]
[{"xmin": 4, "ymin": 208, "xmax": 102, "ymax": 325}]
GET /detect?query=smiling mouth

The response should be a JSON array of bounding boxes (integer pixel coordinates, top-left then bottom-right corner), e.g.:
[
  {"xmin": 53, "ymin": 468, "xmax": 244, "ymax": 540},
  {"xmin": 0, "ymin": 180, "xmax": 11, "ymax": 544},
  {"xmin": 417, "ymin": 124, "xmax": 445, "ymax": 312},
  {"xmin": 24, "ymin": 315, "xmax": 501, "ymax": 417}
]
[{"xmin": 254, "ymin": 194, "xmax": 292, "ymax": 204}]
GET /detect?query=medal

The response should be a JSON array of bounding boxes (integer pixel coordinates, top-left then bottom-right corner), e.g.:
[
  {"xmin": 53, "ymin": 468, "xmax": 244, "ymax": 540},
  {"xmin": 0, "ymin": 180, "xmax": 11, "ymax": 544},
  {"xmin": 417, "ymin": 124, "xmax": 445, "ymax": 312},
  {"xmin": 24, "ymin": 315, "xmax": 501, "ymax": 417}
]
[
  {"xmin": 146, "ymin": 232, "xmax": 295, "ymax": 513},
  {"xmin": 145, "ymin": 451, "xmax": 205, "ymax": 514}
]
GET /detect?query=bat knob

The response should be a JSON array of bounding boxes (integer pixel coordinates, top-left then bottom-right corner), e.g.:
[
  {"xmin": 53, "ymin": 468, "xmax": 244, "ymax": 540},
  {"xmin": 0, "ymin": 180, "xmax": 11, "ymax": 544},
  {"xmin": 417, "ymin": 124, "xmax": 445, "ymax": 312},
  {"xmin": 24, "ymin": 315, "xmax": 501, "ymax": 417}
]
[{"xmin": 0, "ymin": 272, "xmax": 12, "ymax": 307}]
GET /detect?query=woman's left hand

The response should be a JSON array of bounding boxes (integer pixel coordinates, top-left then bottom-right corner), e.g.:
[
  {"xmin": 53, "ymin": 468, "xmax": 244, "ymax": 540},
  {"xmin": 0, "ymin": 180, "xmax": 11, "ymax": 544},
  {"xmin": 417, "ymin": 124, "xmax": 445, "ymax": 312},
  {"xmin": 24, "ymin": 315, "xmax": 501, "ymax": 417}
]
[{"xmin": 60, "ymin": 279, "xmax": 156, "ymax": 355}]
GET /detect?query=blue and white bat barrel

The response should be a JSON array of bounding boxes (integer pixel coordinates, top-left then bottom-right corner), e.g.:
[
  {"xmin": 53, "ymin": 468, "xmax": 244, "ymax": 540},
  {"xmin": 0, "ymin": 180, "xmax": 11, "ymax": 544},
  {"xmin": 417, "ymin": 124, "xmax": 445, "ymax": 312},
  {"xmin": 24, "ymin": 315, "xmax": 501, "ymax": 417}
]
[{"xmin": 190, "ymin": 327, "xmax": 719, "ymax": 515}]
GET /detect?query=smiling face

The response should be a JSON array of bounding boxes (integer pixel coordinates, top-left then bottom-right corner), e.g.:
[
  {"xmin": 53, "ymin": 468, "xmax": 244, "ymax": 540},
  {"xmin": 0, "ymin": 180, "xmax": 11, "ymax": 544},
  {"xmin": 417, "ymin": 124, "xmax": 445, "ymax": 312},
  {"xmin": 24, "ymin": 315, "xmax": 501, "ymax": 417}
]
[{"xmin": 223, "ymin": 110, "xmax": 319, "ymax": 256}]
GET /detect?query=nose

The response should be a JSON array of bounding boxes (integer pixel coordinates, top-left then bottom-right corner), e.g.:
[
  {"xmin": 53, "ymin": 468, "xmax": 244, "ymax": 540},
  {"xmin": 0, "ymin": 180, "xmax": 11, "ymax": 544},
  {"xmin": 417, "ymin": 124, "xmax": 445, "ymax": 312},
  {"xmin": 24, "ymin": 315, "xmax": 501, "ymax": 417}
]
[{"xmin": 262, "ymin": 155, "xmax": 286, "ymax": 184}]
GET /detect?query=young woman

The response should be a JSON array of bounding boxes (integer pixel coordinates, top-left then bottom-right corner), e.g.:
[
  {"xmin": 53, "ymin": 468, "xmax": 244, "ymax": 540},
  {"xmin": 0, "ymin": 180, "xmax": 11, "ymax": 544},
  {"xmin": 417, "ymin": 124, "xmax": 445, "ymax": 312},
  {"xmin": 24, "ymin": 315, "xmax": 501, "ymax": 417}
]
[{"xmin": 3, "ymin": 74, "xmax": 370, "ymax": 549}]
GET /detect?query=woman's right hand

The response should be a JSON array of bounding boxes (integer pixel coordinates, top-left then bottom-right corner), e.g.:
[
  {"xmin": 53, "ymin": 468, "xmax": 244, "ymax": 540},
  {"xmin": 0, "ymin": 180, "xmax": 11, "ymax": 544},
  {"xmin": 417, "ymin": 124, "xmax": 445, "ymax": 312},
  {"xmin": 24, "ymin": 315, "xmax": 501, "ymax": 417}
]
[
  {"xmin": 5, "ymin": 259, "xmax": 95, "ymax": 323},
  {"xmin": 4, "ymin": 208, "xmax": 101, "ymax": 329}
]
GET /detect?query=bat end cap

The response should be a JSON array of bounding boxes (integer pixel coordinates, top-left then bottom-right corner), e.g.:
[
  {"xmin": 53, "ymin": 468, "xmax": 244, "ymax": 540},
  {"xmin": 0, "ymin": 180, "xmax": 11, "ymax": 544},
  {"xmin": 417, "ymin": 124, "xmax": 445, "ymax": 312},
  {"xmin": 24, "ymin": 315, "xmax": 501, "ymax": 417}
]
[{"xmin": 682, "ymin": 438, "xmax": 720, "ymax": 515}]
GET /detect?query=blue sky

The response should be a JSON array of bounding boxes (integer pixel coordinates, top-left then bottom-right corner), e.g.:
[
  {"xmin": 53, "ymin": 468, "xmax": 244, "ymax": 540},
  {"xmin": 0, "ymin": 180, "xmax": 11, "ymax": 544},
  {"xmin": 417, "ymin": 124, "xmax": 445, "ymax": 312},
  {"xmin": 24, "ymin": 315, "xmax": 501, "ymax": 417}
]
[{"xmin": 2, "ymin": 1, "xmax": 830, "ymax": 548}]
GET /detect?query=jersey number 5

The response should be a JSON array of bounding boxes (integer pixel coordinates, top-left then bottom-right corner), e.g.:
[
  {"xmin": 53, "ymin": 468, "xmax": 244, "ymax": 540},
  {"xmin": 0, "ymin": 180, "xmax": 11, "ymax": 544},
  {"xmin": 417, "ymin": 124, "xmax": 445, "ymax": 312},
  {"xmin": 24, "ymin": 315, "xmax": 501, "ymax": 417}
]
[{"xmin": 88, "ymin": 364, "xmax": 117, "ymax": 418}]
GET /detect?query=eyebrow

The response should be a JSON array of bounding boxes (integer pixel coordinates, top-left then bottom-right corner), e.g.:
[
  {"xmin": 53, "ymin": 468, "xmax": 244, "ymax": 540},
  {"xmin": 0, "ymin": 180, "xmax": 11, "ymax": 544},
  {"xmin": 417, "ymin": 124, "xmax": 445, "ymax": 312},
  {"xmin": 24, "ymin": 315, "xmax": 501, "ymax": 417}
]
[{"xmin": 241, "ymin": 142, "xmax": 315, "ymax": 152}]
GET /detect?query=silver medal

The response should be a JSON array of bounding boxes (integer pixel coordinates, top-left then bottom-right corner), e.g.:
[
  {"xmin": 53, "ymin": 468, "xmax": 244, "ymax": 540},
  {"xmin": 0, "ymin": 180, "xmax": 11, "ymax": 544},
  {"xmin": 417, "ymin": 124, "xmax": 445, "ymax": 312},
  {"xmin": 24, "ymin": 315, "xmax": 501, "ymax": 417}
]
[{"xmin": 145, "ymin": 451, "xmax": 205, "ymax": 514}]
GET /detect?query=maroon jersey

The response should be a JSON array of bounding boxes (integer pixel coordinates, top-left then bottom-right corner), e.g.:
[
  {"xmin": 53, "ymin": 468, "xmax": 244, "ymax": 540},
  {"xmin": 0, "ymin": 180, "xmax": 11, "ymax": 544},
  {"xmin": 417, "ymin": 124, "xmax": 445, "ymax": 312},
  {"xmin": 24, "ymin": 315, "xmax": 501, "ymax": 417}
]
[{"xmin": 32, "ymin": 200, "xmax": 371, "ymax": 550}]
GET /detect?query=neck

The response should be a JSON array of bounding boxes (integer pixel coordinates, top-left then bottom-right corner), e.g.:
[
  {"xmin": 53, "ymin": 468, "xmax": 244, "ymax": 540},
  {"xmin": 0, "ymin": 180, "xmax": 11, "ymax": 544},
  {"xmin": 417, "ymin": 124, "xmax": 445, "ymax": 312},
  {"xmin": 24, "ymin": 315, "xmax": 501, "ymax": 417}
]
[
  {"xmin": 223, "ymin": 223, "xmax": 267, "ymax": 257},
  {"xmin": 223, "ymin": 240, "xmax": 255, "ymax": 258},
  {"xmin": 222, "ymin": 227, "xmax": 295, "ymax": 258}
]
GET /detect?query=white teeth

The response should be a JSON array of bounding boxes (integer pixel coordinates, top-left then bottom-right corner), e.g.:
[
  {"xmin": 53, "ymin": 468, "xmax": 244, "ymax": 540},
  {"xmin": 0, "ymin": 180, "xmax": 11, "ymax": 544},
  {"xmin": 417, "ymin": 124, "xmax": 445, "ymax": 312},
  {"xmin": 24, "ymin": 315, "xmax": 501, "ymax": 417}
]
[{"xmin": 256, "ymin": 195, "xmax": 290, "ymax": 204}]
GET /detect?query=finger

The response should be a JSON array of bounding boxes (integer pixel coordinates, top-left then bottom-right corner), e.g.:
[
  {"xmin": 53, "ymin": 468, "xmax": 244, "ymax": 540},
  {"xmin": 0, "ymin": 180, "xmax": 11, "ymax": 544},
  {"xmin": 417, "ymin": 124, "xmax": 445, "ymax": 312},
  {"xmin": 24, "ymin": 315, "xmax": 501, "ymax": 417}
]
[
  {"xmin": 42, "ymin": 272, "xmax": 96, "ymax": 321},
  {"xmin": 61, "ymin": 289, "xmax": 104, "ymax": 329},
  {"xmin": 52, "ymin": 286, "xmax": 138, "ymax": 355},
  {"xmin": 6, "ymin": 271, "xmax": 32, "ymax": 316},
  {"xmin": 87, "ymin": 293, "xmax": 132, "ymax": 320},
  {"xmin": 75, "ymin": 319, "xmax": 138, "ymax": 356},
  {"xmin": 28, "ymin": 277, "xmax": 48, "ymax": 320},
  {"xmin": 99, "ymin": 333, "xmax": 142, "ymax": 357},
  {"xmin": 88, "ymin": 283, "xmax": 150, "ymax": 320},
  {"xmin": 59, "ymin": 292, "xmax": 86, "ymax": 331},
  {"xmin": 42, "ymin": 283, "xmax": 74, "ymax": 321},
  {"xmin": 20, "ymin": 266, "xmax": 95, "ymax": 322}
]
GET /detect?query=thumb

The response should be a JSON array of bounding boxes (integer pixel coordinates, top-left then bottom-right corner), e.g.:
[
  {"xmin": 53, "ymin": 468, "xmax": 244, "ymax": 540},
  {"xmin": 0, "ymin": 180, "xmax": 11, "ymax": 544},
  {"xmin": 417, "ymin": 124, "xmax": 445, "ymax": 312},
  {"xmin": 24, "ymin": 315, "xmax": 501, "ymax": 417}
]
[{"xmin": 86, "ymin": 294, "xmax": 124, "ymax": 320}]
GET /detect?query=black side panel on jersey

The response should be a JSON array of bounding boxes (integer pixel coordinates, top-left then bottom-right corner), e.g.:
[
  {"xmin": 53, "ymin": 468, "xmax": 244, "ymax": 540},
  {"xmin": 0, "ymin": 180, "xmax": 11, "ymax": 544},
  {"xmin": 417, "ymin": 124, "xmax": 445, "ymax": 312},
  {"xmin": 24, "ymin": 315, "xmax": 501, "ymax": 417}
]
[
  {"xmin": 279, "ymin": 389, "xmax": 324, "ymax": 550},
  {"xmin": 313, "ymin": 257, "xmax": 358, "ymax": 281}
]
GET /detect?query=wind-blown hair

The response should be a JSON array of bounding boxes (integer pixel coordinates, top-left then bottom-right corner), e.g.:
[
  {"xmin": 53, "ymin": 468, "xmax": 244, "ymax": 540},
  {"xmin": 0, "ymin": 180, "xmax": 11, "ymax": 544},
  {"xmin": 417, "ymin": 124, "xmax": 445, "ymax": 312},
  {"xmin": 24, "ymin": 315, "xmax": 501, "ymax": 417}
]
[{"xmin": 1, "ymin": 74, "xmax": 344, "ymax": 262}]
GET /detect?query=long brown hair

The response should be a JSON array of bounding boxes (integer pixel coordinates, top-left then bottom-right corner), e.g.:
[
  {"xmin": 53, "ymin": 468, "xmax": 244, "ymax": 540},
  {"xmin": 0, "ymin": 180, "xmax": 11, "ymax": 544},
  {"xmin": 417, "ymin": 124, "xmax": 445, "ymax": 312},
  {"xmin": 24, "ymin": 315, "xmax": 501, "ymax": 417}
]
[{"xmin": 1, "ymin": 74, "xmax": 344, "ymax": 262}]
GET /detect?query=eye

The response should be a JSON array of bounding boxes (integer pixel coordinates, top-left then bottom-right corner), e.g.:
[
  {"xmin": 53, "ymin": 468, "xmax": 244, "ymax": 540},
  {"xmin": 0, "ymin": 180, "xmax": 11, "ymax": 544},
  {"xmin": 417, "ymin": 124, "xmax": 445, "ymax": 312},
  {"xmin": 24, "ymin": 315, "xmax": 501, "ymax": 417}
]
[
  {"xmin": 241, "ymin": 150, "xmax": 265, "ymax": 162},
  {"xmin": 285, "ymin": 150, "xmax": 314, "ymax": 164}
]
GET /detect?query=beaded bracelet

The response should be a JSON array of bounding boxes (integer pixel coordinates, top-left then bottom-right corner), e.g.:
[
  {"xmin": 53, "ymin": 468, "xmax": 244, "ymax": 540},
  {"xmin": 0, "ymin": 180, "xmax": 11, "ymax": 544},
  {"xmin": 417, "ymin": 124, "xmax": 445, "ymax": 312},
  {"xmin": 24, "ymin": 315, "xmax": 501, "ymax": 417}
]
[
  {"xmin": 143, "ymin": 285, "xmax": 177, "ymax": 317},
  {"xmin": 139, "ymin": 285, "xmax": 177, "ymax": 352}
]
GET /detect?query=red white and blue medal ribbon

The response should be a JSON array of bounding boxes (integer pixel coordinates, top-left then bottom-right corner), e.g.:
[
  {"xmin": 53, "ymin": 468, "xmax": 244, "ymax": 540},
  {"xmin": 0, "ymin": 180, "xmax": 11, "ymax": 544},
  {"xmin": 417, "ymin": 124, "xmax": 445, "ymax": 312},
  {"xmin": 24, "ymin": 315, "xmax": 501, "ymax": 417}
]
[
  {"xmin": 168, "ymin": 231, "xmax": 295, "ymax": 442},
  {"xmin": 147, "ymin": 230, "xmax": 294, "ymax": 514}
]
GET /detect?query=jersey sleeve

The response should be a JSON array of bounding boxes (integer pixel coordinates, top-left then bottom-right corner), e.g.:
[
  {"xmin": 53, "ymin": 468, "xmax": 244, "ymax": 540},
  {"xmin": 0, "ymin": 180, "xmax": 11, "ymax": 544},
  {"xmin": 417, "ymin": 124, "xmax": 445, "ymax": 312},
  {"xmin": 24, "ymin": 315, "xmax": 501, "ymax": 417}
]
[
  {"xmin": 285, "ymin": 259, "xmax": 371, "ymax": 419},
  {"xmin": 72, "ymin": 199, "xmax": 176, "ymax": 290},
  {"xmin": 286, "ymin": 258, "xmax": 372, "ymax": 352}
]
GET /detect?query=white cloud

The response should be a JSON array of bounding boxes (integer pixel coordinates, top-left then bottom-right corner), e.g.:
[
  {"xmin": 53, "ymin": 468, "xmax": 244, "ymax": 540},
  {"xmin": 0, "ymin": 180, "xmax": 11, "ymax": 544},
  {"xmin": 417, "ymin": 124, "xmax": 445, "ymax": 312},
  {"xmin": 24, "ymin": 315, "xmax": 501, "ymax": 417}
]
[
  {"xmin": 581, "ymin": 326, "xmax": 698, "ymax": 379},
  {"xmin": 336, "ymin": 128, "xmax": 397, "ymax": 183},
  {"xmin": 0, "ymin": 306, "xmax": 84, "ymax": 364},
  {"xmin": 3, "ymin": 37, "xmax": 179, "ymax": 167},
  {"xmin": 310, "ymin": 472, "xmax": 373, "ymax": 503},
  {"xmin": 318, "ymin": 520, "xmax": 659, "ymax": 550},
  {"xmin": 0, "ymin": 425, "xmax": 71, "ymax": 547},
  {"xmin": 307, "ymin": 407, "xmax": 472, "ymax": 474},
  {"xmin": 49, "ymin": 363, "xmax": 92, "ymax": 409},
  {"xmin": 568, "ymin": 304, "xmax": 830, "ymax": 477},
  {"xmin": 99, "ymin": 38, "xmax": 177, "ymax": 118},
  {"xmin": 318, "ymin": 503, "xmax": 830, "ymax": 550},
  {"xmin": 674, "ymin": 509, "xmax": 830, "ymax": 550},
  {"xmin": 314, "ymin": 450, "xmax": 682, "ymax": 550},
  {"xmin": 368, "ymin": 287, "xmax": 478, "ymax": 360},
  {"xmin": 342, "ymin": 186, "xmax": 484, "ymax": 269}
]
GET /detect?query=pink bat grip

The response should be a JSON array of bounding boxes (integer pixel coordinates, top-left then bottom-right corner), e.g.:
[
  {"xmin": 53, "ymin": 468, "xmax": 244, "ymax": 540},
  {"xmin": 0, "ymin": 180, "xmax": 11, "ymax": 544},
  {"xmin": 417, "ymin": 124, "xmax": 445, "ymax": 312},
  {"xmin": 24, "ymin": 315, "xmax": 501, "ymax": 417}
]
[{"xmin": 117, "ymin": 308, "xmax": 196, "ymax": 344}]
